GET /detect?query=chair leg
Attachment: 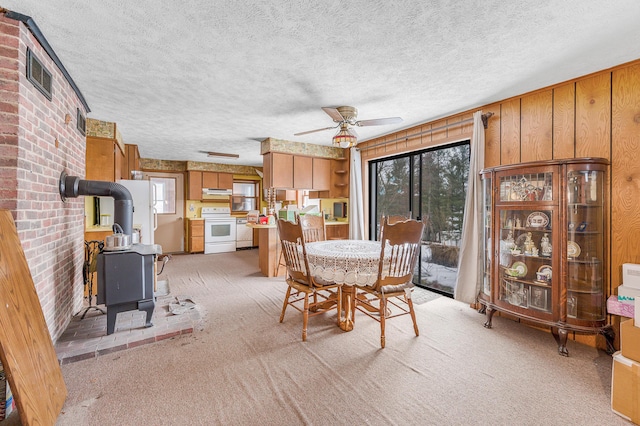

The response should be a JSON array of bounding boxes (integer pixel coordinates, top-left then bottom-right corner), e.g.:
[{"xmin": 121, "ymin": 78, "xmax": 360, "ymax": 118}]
[
  {"xmin": 280, "ymin": 286, "xmax": 292, "ymax": 323},
  {"xmin": 380, "ymin": 294, "xmax": 386, "ymax": 348},
  {"xmin": 275, "ymin": 249, "xmax": 284, "ymax": 276},
  {"xmin": 302, "ymin": 293, "xmax": 309, "ymax": 342},
  {"xmin": 337, "ymin": 286, "xmax": 342, "ymax": 327},
  {"xmin": 408, "ymin": 298, "xmax": 419, "ymax": 336}
]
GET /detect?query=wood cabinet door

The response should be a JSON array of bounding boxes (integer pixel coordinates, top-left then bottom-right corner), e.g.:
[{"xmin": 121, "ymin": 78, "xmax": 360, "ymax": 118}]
[
  {"xmin": 86, "ymin": 137, "xmax": 116, "ymax": 181},
  {"xmin": 115, "ymin": 143, "xmax": 125, "ymax": 180},
  {"xmin": 218, "ymin": 172, "xmax": 233, "ymax": 190},
  {"xmin": 312, "ymin": 158, "xmax": 331, "ymax": 190},
  {"xmin": 293, "ymin": 155, "xmax": 313, "ymax": 189},
  {"xmin": 188, "ymin": 171, "xmax": 203, "ymax": 200},
  {"xmin": 326, "ymin": 224, "xmax": 349, "ymax": 240},
  {"xmin": 202, "ymin": 171, "xmax": 218, "ymax": 188},
  {"xmin": 270, "ymin": 153, "xmax": 294, "ymax": 188},
  {"xmin": 125, "ymin": 144, "xmax": 140, "ymax": 179}
]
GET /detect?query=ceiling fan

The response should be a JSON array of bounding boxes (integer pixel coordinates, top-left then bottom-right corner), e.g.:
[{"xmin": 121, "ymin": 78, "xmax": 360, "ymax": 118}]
[{"xmin": 294, "ymin": 106, "xmax": 403, "ymax": 148}]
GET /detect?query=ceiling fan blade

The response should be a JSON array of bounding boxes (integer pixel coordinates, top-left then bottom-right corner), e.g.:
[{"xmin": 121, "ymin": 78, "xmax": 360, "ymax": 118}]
[
  {"xmin": 294, "ymin": 125, "xmax": 337, "ymax": 136},
  {"xmin": 322, "ymin": 107, "xmax": 345, "ymax": 122},
  {"xmin": 356, "ymin": 117, "xmax": 403, "ymax": 127}
]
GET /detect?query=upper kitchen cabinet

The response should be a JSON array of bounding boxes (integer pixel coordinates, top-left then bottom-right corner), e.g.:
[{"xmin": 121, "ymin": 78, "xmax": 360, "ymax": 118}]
[
  {"xmin": 312, "ymin": 157, "xmax": 331, "ymax": 190},
  {"xmin": 124, "ymin": 144, "xmax": 141, "ymax": 179},
  {"xmin": 85, "ymin": 118, "xmax": 126, "ymax": 182},
  {"xmin": 187, "ymin": 170, "xmax": 233, "ymax": 200},
  {"xmin": 202, "ymin": 171, "xmax": 233, "ymax": 190},
  {"xmin": 309, "ymin": 153, "xmax": 350, "ymax": 199},
  {"xmin": 263, "ymin": 152, "xmax": 332, "ymax": 190},
  {"xmin": 263, "ymin": 152, "xmax": 294, "ymax": 189}
]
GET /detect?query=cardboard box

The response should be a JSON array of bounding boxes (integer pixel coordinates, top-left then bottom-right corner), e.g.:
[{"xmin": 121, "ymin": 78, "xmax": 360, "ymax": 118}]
[
  {"xmin": 611, "ymin": 352, "xmax": 640, "ymax": 423},
  {"xmin": 621, "ymin": 319, "xmax": 640, "ymax": 363},
  {"xmin": 618, "ymin": 284, "xmax": 640, "ymax": 303},
  {"xmin": 623, "ymin": 263, "xmax": 640, "ymax": 289},
  {"xmin": 607, "ymin": 295, "xmax": 635, "ymax": 318}
]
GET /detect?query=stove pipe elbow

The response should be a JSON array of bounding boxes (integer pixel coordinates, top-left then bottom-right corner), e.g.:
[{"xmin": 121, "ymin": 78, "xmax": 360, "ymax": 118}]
[{"xmin": 59, "ymin": 172, "xmax": 133, "ymax": 236}]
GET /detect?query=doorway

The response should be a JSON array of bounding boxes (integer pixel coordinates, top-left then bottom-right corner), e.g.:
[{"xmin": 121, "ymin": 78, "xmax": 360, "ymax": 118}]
[
  {"xmin": 145, "ymin": 172, "xmax": 184, "ymax": 253},
  {"xmin": 368, "ymin": 141, "xmax": 470, "ymax": 296}
]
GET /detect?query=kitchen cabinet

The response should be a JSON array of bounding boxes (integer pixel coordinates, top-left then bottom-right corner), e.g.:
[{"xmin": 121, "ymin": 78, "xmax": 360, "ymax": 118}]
[
  {"xmin": 187, "ymin": 171, "xmax": 233, "ymax": 200},
  {"xmin": 479, "ymin": 158, "xmax": 611, "ymax": 356},
  {"xmin": 263, "ymin": 152, "xmax": 294, "ymax": 189},
  {"xmin": 309, "ymin": 153, "xmax": 350, "ymax": 198},
  {"xmin": 263, "ymin": 153, "xmax": 333, "ymax": 190},
  {"xmin": 187, "ymin": 171, "xmax": 203, "ymax": 200},
  {"xmin": 202, "ymin": 171, "xmax": 233, "ymax": 190},
  {"xmin": 325, "ymin": 223, "xmax": 349, "ymax": 240},
  {"xmin": 124, "ymin": 144, "xmax": 140, "ymax": 179},
  {"xmin": 293, "ymin": 156, "xmax": 313, "ymax": 188},
  {"xmin": 187, "ymin": 219, "xmax": 204, "ymax": 253},
  {"xmin": 312, "ymin": 157, "xmax": 331, "ymax": 190},
  {"xmin": 86, "ymin": 136, "xmax": 125, "ymax": 182}
]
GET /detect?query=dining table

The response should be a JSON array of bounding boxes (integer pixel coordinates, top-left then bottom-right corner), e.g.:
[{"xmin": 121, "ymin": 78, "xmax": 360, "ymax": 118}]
[{"xmin": 305, "ymin": 239, "xmax": 386, "ymax": 331}]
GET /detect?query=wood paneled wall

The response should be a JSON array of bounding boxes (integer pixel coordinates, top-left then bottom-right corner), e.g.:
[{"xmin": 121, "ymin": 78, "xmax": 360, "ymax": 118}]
[{"xmin": 360, "ymin": 59, "xmax": 640, "ymax": 298}]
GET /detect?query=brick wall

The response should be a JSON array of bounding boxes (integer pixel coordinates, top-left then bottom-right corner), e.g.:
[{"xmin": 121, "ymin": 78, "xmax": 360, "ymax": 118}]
[{"xmin": 0, "ymin": 16, "xmax": 86, "ymax": 341}]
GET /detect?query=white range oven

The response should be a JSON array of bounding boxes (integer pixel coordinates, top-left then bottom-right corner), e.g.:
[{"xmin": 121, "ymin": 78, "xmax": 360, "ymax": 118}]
[{"xmin": 201, "ymin": 207, "xmax": 236, "ymax": 254}]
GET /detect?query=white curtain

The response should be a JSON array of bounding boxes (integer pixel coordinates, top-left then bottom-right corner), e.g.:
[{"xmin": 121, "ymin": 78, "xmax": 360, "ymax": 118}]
[
  {"xmin": 349, "ymin": 147, "xmax": 365, "ymax": 240},
  {"xmin": 454, "ymin": 111, "xmax": 485, "ymax": 303}
]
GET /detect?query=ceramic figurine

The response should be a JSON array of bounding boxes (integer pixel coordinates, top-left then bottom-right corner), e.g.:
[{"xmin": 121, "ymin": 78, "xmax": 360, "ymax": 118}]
[
  {"xmin": 541, "ymin": 233, "xmax": 552, "ymax": 256},
  {"xmin": 524, "ymin": 232, "xmax": 535, "ymax": 255}
]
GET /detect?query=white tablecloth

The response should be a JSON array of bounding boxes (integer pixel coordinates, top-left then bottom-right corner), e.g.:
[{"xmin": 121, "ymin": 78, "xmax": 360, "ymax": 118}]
[{"xmin": 305, "ymin": 240, "xmax": 383, "ymax": 286}]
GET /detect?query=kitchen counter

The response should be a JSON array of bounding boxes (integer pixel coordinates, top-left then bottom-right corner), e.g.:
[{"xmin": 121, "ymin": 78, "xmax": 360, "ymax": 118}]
[
  {"xmin": 85, "ymin": 226, "xmax": 113, "ymax": 232},
  {"xmin": 325, "ymin": 221, "xmax": 348, "ymax": 226},
  {"xmin": 246, "ymin": 223, "xmax": 276, "ymax": 229},
  {"xmin": 246, "ymin": 223, "xmax": 281, "ymax": 277}
]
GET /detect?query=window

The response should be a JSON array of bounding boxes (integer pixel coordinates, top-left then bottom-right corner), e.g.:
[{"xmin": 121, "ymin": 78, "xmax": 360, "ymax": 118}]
[
  {"xmin": 232, "ymin": 181, "xmax": 259, "ymax": 212},
  {"xmin": 369, "ymin": 141, "xmax": 470, "ymax": 296},
  {"xmin": 150, "ymin": 177, "xmax": 176, "ymax": 214},
  {"xmin": 26, "ymin": 48, "xmax": 52, "ymax": 100}
]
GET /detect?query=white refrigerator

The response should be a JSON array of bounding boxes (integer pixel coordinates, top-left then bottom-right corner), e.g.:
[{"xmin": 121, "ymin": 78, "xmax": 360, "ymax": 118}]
[{"xmin": 117, "ymin": 179, "xmax": 156, "ymax": 245}]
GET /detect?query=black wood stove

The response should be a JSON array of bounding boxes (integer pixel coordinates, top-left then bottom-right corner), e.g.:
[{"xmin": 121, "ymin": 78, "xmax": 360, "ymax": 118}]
[
  {"xmin": 97, "ymin": 244, "xmax": 160, "ymax": 335},
  {"xmin": 59, "ymin": 172, "xmax": 162, "ymax": 335}
]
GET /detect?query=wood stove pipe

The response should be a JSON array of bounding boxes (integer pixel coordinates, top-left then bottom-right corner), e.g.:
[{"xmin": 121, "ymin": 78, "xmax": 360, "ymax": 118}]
[{"xmin": 59, "ymin": 171, "xmax": 133, "ymax": 236}]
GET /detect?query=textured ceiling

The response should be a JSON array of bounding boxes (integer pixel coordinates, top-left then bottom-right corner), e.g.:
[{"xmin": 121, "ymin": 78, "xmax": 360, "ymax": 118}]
[{"xmin": 3, "ymin": 1, "xmax": 640, "ymax": 167}]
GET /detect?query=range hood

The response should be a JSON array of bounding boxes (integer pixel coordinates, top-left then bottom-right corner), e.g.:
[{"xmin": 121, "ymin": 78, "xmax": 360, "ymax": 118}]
[{"xmin": 202, "ymin": 188, "xmax": 232, "ymax": 196}]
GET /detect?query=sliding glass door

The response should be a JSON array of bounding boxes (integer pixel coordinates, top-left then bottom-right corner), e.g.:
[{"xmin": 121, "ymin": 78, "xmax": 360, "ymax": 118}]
[{"xmin": 369, "ymin": 141, "xmax": 470, "ymax": 296}]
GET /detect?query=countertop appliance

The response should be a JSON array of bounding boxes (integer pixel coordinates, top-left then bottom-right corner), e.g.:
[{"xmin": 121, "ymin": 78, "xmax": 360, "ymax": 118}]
[
  {"xmin": 117, "ymin": 179, "xmax": 157, "ymax": 245},
  {"xmin": 201, "ymin": 206, "xmax": 236, "ymax": 254},
  {"xmin": 236, "ymin": 217, "xmax": 254, "ymax": 249}
]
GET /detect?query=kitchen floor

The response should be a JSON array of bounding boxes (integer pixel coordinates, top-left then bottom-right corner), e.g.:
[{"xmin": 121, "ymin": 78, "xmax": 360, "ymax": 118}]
[{"xmin": 54, "ymin": 290, "xmax": 202, "ymax": 365}]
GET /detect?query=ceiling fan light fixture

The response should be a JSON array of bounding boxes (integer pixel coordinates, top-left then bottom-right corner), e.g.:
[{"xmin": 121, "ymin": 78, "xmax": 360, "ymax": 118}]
[{"xmin": 333, "ymin": 127, "xmax": 357, "ymax": 149}]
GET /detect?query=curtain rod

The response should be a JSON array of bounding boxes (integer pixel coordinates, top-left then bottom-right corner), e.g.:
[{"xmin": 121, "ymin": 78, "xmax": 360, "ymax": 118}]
[{"xmin": 357, "ymin": 112, "xmax": 493, "ymax": 152}]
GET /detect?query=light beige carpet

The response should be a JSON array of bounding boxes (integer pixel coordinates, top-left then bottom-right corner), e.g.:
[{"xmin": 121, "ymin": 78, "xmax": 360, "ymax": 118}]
[{"xmin": 50, "ymin": 249, "xmax": 624, "ymax": 425}]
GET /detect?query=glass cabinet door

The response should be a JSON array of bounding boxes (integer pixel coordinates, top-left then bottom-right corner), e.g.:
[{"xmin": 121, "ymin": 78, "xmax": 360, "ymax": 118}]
[
  {"xmin": 497, "ymin": 208, "xmax": 555, "ymax": 318},
  {"xmin": 566, "ymin": 168, "xmax": 605, "ymax": 323},
  {"xmin": 482, "ymin": 173, "xmax": 492, "ymax": 297}
]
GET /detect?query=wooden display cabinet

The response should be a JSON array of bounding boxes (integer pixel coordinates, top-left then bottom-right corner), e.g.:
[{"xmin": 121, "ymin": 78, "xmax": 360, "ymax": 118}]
[{"xmin": 479, "ymin": 158, "xmax": 612, "ymax": 356}]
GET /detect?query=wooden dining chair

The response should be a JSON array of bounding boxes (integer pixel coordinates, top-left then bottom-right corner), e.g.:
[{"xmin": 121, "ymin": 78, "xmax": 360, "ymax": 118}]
[
  {"xmin": 299, "ymin": 213, "xmax": 326, "ymax": 243},
  {"xmin": 355, "ymin": 216, "xmax": 425, "ymax": 348},
  {"xmin": 378, "ymin": 214, "xmax": 409, "ymax": 239},
  {"xmin": 275, "ymin": 213, "xmax": 326, "ymax": 275},
  {"xmin": 277, "ymin": 218, "xmax": 341, "ymax": 341}
]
